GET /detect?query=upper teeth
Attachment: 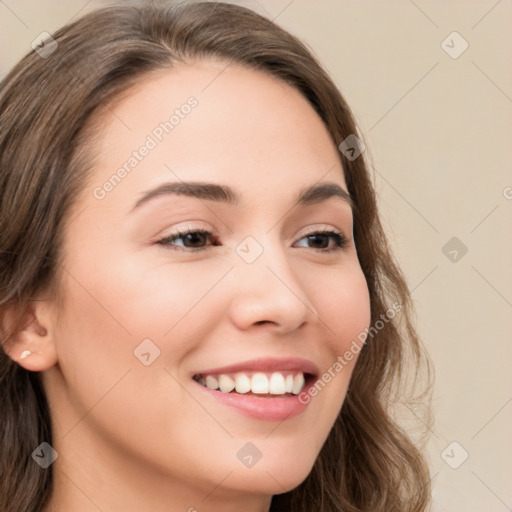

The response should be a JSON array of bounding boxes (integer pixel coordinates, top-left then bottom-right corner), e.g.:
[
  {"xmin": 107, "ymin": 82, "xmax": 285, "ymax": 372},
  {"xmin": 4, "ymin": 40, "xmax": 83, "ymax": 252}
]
[{"xmin": 195, "ymin": 371, "xmax": 306, "ymax": 395}]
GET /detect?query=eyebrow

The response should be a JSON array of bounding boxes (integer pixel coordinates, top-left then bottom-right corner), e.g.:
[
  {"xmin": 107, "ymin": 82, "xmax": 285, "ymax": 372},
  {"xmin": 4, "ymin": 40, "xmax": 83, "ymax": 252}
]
[{"xmin": 130, "ymin": 180, "xmax": 353, "ymax": 212}]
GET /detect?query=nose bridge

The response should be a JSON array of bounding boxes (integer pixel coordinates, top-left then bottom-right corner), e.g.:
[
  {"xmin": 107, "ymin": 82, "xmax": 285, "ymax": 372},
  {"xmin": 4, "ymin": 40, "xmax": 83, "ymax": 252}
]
[
  {"xmin": 229, "ymin": 233, "xmax": 316, "ymax": 330},
  {"xmin": 237, "ymin": 233, "xmax": 300, "ymax": 293}
]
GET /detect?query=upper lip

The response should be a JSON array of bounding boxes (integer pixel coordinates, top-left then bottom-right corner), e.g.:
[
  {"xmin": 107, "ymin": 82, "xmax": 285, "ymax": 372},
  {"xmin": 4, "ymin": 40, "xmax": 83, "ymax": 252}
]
[{"xmin": 192, "ymin": 357, "xmax": 319, "ymax": 377}]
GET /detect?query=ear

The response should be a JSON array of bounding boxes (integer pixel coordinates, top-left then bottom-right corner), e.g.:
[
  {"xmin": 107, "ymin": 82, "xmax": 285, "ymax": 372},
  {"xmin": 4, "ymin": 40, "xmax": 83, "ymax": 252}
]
[{"xmin": 1, "ymin": 298, "xmax": 58, "ymax": 372}]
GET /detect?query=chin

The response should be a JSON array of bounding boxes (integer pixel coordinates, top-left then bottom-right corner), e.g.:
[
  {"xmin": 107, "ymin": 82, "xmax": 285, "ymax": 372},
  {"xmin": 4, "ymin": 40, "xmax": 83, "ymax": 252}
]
[{"xmin": 221, "ymin": 452, "xmax": 316, "ymax": 496}]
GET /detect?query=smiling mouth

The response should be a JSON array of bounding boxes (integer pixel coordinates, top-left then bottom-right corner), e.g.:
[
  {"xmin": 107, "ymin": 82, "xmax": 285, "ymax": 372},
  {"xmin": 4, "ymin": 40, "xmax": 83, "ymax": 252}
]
[{"xmin": 192, "ymin": 370, "xmax": 313, "ymax": 396}]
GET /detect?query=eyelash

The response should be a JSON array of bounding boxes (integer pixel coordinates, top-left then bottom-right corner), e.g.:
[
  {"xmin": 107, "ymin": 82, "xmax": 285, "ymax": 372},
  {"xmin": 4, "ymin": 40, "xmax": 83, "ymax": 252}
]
[{"xmin": 156, "ymin": 228, "xmax": 348, "ymax": 253}]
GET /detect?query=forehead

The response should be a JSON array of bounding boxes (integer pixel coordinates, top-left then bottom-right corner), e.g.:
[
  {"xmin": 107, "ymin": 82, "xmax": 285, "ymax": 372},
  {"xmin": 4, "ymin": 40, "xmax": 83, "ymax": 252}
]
[{"xmin": 83, "ymin": 61, "xmax": 347, "ymax": 209}]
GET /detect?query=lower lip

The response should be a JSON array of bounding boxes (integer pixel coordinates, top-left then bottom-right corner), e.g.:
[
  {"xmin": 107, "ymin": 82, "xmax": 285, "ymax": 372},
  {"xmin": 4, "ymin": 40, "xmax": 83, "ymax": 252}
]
[{"xmin": 193, "ymin": 380, "xmax": 313, "ymax": 422}]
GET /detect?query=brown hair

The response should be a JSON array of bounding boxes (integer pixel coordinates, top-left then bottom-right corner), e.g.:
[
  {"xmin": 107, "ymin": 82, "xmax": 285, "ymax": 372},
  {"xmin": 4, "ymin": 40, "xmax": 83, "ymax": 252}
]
[{"xmin": 0, "ymin": 2, "xmax": 432, "ymax": 511}]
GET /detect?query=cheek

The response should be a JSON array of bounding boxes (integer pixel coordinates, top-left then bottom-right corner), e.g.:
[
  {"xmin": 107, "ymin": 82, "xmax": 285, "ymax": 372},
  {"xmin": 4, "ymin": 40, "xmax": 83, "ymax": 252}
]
[
  {"xmin": 51, "ymin": 256, "xmax": 238, "ymax": 479},
  {"xmin": 112, "ymin": 259, "xmax": 236, "ymax": 355},
  {"xmin": 60, "ymin": 244, "xmax": 232, "ymax": 340},
  {"xmin": 297, "ymin": 264, "xmax": 371, "ymax": 421},
  {"xmin": 52, "ymin": 251, "xmax": 233, "ymax": 413},
  {"xmin": 305, "ymin": 263, "xmax": 371, "ymax": 354}
]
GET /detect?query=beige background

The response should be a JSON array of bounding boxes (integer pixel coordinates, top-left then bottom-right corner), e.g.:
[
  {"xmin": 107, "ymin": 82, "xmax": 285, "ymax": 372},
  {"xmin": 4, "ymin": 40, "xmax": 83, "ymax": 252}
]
[{"xmin": 1, "ymin": 1, "xmax": 511, "ymax": 510}]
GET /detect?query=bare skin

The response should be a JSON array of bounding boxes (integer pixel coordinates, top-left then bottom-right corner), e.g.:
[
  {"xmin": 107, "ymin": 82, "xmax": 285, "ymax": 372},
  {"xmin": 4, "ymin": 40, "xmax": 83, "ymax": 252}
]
[{"xmin": 11, "ymin": 61, "xmax": 370, "ymax": 512}]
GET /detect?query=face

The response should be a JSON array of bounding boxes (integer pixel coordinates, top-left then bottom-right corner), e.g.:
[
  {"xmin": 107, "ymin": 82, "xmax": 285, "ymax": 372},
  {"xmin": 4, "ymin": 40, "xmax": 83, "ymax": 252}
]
[{"xmin": 42, "ymin": 61, "xmax": 371, "ymax": 507}]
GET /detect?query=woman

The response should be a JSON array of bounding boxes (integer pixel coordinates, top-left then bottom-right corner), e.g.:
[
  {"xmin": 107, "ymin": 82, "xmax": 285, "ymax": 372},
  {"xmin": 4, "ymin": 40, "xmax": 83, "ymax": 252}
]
[{"xmin": 0, "ymin": 2, "xmax": 432, "ymax": 511}]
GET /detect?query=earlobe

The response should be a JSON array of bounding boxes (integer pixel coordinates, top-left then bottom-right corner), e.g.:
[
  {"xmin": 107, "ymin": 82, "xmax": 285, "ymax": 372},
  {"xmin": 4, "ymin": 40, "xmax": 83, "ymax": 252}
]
[{"xmin": 1, "ymin": 301, "xmax": 58, "ymax": 372}]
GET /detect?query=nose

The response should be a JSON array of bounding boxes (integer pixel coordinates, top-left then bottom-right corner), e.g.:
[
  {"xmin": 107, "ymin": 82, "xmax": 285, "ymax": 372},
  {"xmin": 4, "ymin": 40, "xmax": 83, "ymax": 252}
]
[{"xmin": 228, "ymin": 242, "xmax": 316, "ymax": 334}]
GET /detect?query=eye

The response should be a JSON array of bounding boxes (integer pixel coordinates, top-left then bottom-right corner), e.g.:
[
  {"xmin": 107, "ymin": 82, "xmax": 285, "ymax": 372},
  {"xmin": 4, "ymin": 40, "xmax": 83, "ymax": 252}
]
[
  {"xmin": 294, "ymin": 230, "xmax": 348, "ymax": 252},
  {"xmin": 157, "ymin": 229, "xmax": 218, "ymax": 251},
  {"xmin": 156, "ymin": 228, "xmax": 348, "ymax": 253}
]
